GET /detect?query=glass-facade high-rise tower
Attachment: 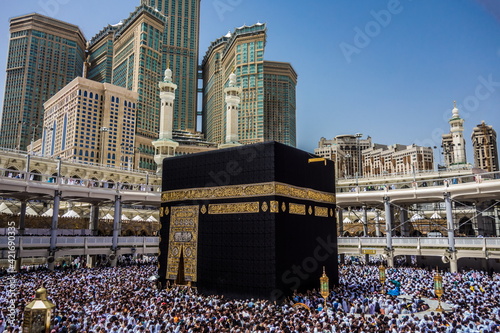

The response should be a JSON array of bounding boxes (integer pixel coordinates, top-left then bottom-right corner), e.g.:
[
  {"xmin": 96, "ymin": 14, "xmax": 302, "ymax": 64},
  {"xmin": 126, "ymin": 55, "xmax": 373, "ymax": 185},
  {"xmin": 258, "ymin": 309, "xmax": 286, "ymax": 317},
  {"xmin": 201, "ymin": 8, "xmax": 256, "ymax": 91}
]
[
  {"xmin": 86, "ymin": 1, "xmax": 201, "ymax": 171},
  {"xmin": 143, "ymin": 0, "xmax": 201, "ymax": 133},
  {"xmin": 0, "ymin": 14, "xmax": 86, "ymax": 150},
  {"xmin": 110, "ymin": 5, "xmax": 167, "ymax": 172},
  {"xmin": 263, "ymin": 61, "xmax": 297, "ymax": 147},
  {"xmin": 111, "ymin": 6, "xmax": 166, "ymax": 139},
  {"xmin": 202, "ymin": 23, "xmax": 297, "ymax": 147},
  {"xmin": 87, "ymin": 24, "xmax": 119, "ymax": 84}
]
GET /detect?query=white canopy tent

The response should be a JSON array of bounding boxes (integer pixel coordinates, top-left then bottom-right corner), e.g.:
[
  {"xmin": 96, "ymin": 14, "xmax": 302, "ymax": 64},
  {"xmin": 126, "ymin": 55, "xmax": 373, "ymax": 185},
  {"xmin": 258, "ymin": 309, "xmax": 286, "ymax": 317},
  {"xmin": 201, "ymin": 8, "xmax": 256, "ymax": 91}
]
[
  {"xmin": 121, "ymin": 214, "xmax": 130, "ymax": 221},
  {"xmin": 146, "ymin": 215, "xmax": 158, "ymax": 222},
  {"xmin": 42, "ymin": 208, "xmax": 56, "ymax": 217},
  {"xmin": 132, "ymin": 215, "xmax": 144, "ymax": 221},
  {"xmin": 25, "ymin": 206, "xmax": 39, "ymax": 216},
  {"xmin": 0, "ymin": 202, "xmax": 13, "ymax": 214},
  {"xmin": 62, "ymin": 210, "xmax": 80, "ymax": 218},
  {"xmin": 102, "ymin": 213, "xmax": 114, "ymax": 220},
  {"xmin": 430, "ymin": 212, "xmax": 442, "ymax": 219},
  {"xmin": 410, "ymin": 213, "xmax": 425, "ymax": 222},
  {"xmin": 342, "ymin": 217, "xmax": 352, "ymax": 224}
]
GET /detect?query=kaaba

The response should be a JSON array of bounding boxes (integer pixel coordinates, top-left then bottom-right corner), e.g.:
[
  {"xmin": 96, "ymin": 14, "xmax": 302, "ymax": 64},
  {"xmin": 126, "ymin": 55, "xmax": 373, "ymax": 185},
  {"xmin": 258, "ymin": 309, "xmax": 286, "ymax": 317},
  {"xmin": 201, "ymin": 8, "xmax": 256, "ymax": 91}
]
[{"xmin": 158, "ymin": 141, "xmax": 338, "ymax": 300}]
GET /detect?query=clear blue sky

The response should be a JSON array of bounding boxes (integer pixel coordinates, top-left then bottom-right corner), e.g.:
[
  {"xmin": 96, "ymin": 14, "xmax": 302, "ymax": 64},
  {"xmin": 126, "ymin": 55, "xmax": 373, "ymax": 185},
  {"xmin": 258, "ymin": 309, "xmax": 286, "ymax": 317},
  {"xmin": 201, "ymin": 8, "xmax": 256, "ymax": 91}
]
[{"xmin": 0, "ymin": 0, "xmax": 499, "ymax": 162}]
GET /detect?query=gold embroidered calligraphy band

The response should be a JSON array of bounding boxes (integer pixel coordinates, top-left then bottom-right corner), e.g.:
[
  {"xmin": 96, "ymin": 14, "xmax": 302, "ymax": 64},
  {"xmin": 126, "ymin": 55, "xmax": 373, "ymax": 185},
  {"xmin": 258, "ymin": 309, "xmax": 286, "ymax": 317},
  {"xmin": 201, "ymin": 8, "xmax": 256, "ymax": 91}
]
[{"xmin": 162, "ymin": 181, "xmax": 335, "ymax": 204}]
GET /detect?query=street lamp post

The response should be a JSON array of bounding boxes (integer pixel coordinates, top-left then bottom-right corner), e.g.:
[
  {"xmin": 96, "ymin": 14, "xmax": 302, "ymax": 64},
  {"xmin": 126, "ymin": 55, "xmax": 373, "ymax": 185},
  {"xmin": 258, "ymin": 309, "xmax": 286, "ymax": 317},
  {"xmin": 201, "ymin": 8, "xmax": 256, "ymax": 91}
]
[
  {"xmin": 433, "ymin": 146, "xmax": 440, "ymax": 172},
  {"xmin": 120, "ymin": 143, "xmax": 126, "ymax": 170},
  {"xmin": 319, "ymin": 267, "xmax": 329, "ymax": 309},
  {"xmin": 16, "ymin": 120, "xmax": 24, "ymax": 151},
  {"xmin": 100, "ymin": 127, "xmax": 109, "ymax": 165},
  {"xmin": 124, "ymin": 144, "xmax": 133, "ymax": 171},
  {"xmin": 344, "ymin": 153, "xmax": 351, "ymax": 180},
  {"xmin": 22, "ymin": 286, "xmax": 56, "ymax": 332},
  {"xmin": 433, "ymin": 269, "xmax": 444, "ymax": 312},
  {"xmin": 355, "ymin": 133, "xmax": 363, "ymax": 186},
  {"xmin": 41, "ymin": 126, "xmax": 53, "ymax": 157},
  {"xmin": 135, "ymin": 146, "xmax": 143, "ymax": 171},
  {"xmin": 29, "ymin": 124, "xmax": 39, "ymax": 155},
  {"xmin": 412, "ymin": 163, "xmax": 416, "ymax": 183},
  {"xmin": 378, "ymin": 264, "xmax": 386, "ymax": 292}
]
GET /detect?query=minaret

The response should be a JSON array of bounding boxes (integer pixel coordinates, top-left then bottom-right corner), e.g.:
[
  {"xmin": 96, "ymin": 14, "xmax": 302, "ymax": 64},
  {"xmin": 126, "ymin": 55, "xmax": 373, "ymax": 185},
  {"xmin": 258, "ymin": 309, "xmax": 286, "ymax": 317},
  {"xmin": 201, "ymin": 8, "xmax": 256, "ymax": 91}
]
[
  {"xmin": 219, "ymin": 70, "xmax": 242, "ymax": 149},
  {"xmin": 449, "ymin": 101, "xmax": 467, "ymax": 165},
  {"xmin": 153, "ymin": 66, "xmax": 179, "ymax": 173}
]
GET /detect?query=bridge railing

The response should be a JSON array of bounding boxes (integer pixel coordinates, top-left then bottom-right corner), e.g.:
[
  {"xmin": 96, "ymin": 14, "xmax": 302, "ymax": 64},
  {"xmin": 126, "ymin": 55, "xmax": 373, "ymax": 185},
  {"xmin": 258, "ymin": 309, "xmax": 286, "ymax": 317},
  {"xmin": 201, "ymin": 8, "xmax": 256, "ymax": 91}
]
[
  {"xmin": 337, "ymin": 237, "xmax": 500, "ymax": 248},
  {"xmin": 0, "ymin": 147, "xmax": 152, "ymax": 175},
  {"xmin": 2, "ymin": 150, "xmax": 500, "ymax": 195},
  {"xmin": 0, "ymin": 166, "xmax": 162, "ymax": 193},
  {"xmin": 3, "ymin": 166, "xmax": 498, "ymax": 195},
  {"xmin": 117, "ymin": 236, "xmax": 158, "ymax": 245},
  {"xmin": 1, "ymin": 237, "xmax": 498, "ymax": 253},
  {"xmin": 336, "ymin": 170, "xmax": 500, "ymax": 193},
  {"xmin": 0, "ymin": 236, "xmax": 159, "ymax": 248}
]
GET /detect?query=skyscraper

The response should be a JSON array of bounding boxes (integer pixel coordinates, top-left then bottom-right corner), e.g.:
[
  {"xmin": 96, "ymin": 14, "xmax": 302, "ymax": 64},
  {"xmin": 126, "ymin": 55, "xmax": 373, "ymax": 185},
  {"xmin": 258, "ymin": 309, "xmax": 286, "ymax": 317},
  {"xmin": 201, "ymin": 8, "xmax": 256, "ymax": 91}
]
[
  {"xmin": 110, "ymin": 5, "xmax": 166, "ymax": 140},
  {"xmin": 85, "ymin": 1, "xmax": 200, "ymax": 171},
  {"xmin": 85, "ymin": 5, "xmax": 167, "ymax": 172},
  {"xmin": 87, "ymin": 24, "xmax": 120, "ymax": 83},
  {"xmin": 0, "ymin": 13, "xmax": 86, "ymax": 150},
  {"xmin": 201, "ymin": 33, "xmax": 230, "ymax": 145},
  {"xmin": 263, "ymin": 61, "xmax": 297, "ymax": 146},
  {"xmin": 143, "ymin": 0, "xmax": 201, "ymax": 133},
  {"xmin": 202, "ymin": 23, "xmax": 297, "ymax": 146},
  {"xmin": 471, "ymin": 121, "xmax": 499, "ymax": 172}
]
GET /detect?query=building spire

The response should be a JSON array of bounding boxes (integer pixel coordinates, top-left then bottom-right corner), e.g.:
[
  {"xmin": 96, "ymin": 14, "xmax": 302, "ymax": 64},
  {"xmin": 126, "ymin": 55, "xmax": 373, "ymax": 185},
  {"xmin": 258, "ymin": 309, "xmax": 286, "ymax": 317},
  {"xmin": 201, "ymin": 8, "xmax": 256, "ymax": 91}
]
[
  {"xmin": 153, "ymin": 65, "xmax": 179, "ymax": 173},
  {"xmin": 219, "ymin": 68, "xmax": 242, "ymax": 149},
  {"xmin": 452, "ymin": 101, "xmax": 460, "ymax": 119},
  {"xmin": 164, "ymin": 60, "xmax": 172, "ymax": 82},
  {"xmin": 442, "ymin": 100, "xmax": 467, "ymax": 168},
  {"xmin": 228, "ymin": 71, "xmax": 237, "ymax": 87}
]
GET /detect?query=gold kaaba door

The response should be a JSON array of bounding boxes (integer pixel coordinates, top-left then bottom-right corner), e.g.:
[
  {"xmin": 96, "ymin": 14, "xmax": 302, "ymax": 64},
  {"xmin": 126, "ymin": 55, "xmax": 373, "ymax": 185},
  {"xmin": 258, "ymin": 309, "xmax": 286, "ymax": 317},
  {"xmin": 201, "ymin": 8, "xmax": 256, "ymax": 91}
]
[{"xmin": 166, "ymin": 205, "xmax": 199, "ymax": 283}]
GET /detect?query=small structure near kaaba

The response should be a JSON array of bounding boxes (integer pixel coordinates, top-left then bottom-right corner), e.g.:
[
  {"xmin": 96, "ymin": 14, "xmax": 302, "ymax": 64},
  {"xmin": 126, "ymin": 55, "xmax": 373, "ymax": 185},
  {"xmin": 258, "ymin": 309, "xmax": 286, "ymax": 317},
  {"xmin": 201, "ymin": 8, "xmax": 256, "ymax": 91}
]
[{"xmin": 158, "ymin": 141, "xmax": 338, "ymax": 300}]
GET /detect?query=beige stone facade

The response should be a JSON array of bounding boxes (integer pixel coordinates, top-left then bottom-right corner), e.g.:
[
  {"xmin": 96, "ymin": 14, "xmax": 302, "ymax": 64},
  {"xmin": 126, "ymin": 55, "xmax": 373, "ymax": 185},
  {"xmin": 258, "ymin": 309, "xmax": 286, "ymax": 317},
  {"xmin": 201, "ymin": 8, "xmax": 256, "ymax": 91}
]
[
  {"xmin": 316, "ymin": 135, "xmax": 434, "ymax": 178},
  {"xmin": 363, "ymin": 144, "xmax": 434, "ymax": 177},
  {"xmin": 471, "ymin": 121, "xmax": 499, "ymax": 172},
  {"xmin": 315, "ymin": 135, "xmax": 372, "ymax": 179},
  {"xmin": 40, "ymin": 77, "xmax": 138, "ymax": 169}
]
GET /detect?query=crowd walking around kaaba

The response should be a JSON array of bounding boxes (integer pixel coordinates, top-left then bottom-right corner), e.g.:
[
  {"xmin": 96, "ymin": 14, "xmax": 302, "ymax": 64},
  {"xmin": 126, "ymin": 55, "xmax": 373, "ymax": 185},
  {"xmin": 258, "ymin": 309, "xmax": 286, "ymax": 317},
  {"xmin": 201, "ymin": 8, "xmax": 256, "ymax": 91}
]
[{"xmin": 0, "ymin": 260, "xmax": 499, "ymax": 333}]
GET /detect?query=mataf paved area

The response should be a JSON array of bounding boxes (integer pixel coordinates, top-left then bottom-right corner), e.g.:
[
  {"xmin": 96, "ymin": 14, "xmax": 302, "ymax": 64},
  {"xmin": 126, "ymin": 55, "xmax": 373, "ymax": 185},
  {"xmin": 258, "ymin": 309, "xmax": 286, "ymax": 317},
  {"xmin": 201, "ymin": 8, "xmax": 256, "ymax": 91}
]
[{"xmin": 0, "ymin": 263, "xmax": 499, "ymax": 332}]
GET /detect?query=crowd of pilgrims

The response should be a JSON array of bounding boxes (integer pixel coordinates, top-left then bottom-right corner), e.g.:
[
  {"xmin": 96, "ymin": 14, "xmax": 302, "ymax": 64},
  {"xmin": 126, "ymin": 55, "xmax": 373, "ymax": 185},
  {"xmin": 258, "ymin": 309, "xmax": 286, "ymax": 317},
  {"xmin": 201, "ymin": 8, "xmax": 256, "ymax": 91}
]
[{"xmin": 0, "ymin": 258, "xmax": 499, "ymax": 333}]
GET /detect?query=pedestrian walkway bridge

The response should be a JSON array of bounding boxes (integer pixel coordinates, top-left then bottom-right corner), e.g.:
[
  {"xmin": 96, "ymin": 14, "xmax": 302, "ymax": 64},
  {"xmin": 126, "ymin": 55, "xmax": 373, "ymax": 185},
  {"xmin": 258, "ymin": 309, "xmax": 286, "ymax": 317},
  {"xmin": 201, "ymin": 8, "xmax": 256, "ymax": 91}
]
[
  {"xmin": 1, "ymin": 150, "xmax": 500, "ymax": 269},
  {"xmin": 337, "ymin": 236, "xmax": 500, "ymax": 259},
  {"xmin": 2, "ymin": 236, "xmax": 499, "ymax": 261},
  {"xmin": 1, "ymin": 165, "xmax": 499, "ymax": 207}
]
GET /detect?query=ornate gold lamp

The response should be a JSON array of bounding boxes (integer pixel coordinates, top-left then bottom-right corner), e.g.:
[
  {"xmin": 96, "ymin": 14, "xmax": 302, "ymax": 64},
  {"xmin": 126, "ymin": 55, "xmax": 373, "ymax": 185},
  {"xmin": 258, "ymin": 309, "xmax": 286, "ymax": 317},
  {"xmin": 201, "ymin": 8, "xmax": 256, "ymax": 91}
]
[
  {"xmin": 378, "ymin": 264, "xmax": 386, "ymax": 292},
  {"xmin": 320, "ymin": 267, "xmax": 329, "ymax": 308},
  {"xmin": 22, "ymin": 286, "xmax": 56, "ymax": 333},
  {"xmin": 433, "ymin": 270, "xmax": 444, "ymax": 312}
]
